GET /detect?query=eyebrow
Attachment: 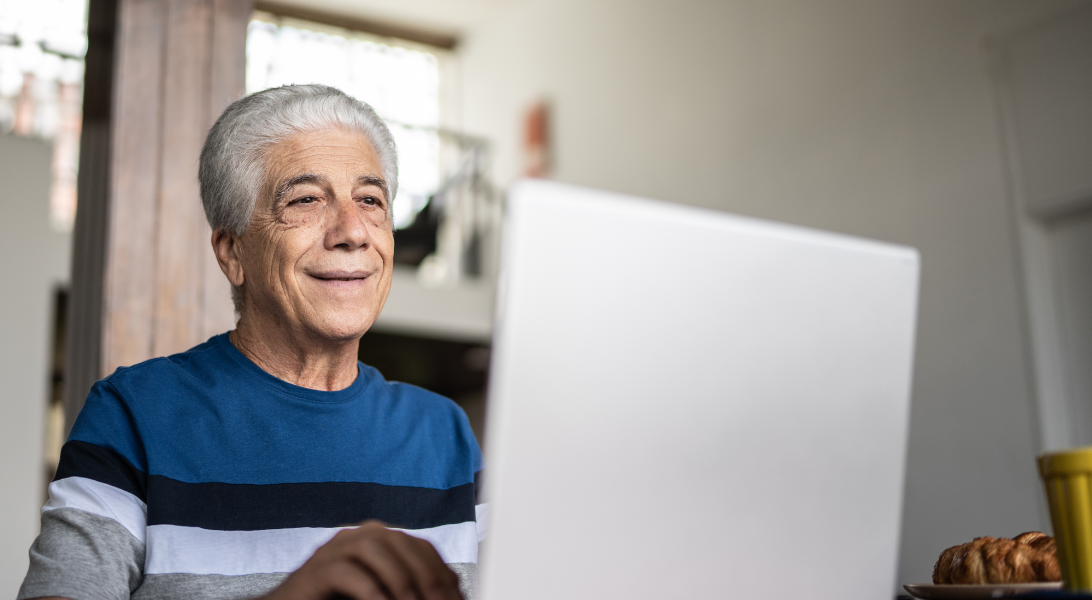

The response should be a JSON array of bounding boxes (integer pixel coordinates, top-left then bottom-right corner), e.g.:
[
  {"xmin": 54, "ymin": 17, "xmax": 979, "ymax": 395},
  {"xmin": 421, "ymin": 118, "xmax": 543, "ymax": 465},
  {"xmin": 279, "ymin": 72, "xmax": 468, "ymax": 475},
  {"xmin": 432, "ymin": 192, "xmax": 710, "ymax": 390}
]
[
  {"xmin": 274, "ymin": 173, "xmax": 327, "ymax": 204},
  {"xmin": 358, "ymin": 175, "xmax": 389, "ymax": 202},
  {"xmin": 273, "ymin": 173, "xmax": 390, "ymax": 204}
]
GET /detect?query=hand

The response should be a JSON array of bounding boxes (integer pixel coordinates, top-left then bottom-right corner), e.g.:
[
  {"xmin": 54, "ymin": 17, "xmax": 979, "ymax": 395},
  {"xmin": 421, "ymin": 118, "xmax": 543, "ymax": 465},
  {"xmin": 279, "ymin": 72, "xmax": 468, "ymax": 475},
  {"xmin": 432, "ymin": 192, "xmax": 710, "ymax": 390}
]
[{"xmin": 260, "ymin": 520, "xmax": 463, "ymax": 600}]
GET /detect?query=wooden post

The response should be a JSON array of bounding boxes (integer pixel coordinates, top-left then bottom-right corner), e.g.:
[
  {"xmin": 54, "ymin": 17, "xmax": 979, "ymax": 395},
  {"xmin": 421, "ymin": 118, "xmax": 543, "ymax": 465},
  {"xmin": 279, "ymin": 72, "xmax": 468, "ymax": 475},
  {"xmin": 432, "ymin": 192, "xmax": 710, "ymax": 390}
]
[{"xmin": 64, "ymin": 0, "xmax": 252, "ymax": 430}]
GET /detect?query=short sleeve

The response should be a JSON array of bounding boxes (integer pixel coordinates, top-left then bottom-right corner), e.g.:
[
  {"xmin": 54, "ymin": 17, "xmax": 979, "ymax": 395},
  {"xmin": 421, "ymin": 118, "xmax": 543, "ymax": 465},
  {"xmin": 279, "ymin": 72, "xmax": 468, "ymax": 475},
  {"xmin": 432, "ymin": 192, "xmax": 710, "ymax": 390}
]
[
  {"xmin": 18, "ymin": 380, "xmax": 149, "ymax": 599},
  {"xmin": 18, "ymin": 508, "xmax": 145, "ymax": 600}
]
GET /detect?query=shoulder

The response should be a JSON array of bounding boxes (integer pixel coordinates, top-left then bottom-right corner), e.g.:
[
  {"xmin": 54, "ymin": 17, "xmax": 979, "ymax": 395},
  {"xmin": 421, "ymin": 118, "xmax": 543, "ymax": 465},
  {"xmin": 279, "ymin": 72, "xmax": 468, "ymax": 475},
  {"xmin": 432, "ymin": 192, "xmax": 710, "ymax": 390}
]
[
  {"xmin": 69, "ymin": 335, "xmax": 233, "ymax": 465},
  {"xmin": 362, "ymin": 364, "xmax": 465, "ymax": 414},
  {"xmin": 363, "ymin": 364, "xmax": 473, "ymax": 427},
  {"xmin": 359, "ymin": 364, "xmax": 483, "ymax": 470},
  {"xmin": 102, "ymin": 335, "xmax": 224, "ymax": 391},
  {"xmin": 91, "ymin": 334, "xmax": 242, "ymax": 422}
]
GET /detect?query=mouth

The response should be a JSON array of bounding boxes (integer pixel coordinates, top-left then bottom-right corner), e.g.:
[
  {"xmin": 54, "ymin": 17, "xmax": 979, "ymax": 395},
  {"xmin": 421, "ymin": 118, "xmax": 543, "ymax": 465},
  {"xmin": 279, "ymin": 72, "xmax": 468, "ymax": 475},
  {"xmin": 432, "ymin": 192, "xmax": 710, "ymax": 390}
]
[{"xmin": 308, "ymin": 270, "xmax": 372, "ymax": 284}]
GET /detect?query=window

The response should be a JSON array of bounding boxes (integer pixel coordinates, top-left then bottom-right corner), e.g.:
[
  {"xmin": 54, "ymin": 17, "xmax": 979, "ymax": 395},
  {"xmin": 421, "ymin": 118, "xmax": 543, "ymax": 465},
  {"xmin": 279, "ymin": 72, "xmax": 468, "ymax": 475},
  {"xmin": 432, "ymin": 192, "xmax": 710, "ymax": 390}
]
[
  {"xmin": 246, "ymin": 11, "xmax": 447, "ymax": 230},
  {"xmin": 0, "ymin": 0, "xmax": 86, "ymax": 232}
]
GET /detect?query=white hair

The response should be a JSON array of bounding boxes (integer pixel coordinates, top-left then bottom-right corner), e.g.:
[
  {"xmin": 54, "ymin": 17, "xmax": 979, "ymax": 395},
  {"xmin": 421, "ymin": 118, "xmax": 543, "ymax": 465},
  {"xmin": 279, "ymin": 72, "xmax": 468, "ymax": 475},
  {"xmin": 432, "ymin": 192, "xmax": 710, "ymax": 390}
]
[{"xmin": 199, "ymin": 84, "xmax": 399, "ymax": 236}]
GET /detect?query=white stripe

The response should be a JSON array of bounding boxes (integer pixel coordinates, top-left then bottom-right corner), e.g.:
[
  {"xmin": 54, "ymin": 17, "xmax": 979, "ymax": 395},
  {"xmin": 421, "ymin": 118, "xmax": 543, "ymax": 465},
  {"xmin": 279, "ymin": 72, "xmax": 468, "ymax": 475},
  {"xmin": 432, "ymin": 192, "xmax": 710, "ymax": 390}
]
[
  {"xmin": 145, "ymin": 525, "xmax": 339, "ymax": 575},
  {"xmin": 146, "ymin": 521, "xmax": 478, "ymax": 576},
  {"xmin": 43, "ymin": 477, "xmax": 147, "ymax": 544},
  {"xmin": 393, "ymin": 521, "xmax": 478, "ymax": 564},
  {"xmin": 475, "ymin": 503, "xmax": 489, "ymax": 542}
]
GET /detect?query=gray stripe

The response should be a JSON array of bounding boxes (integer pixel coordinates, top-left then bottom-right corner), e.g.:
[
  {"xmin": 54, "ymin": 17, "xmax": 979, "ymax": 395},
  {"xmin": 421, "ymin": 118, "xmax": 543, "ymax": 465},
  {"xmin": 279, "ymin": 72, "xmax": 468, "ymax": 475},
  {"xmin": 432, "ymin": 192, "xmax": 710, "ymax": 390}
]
[
  {"xmin": 449, "ymin": 562, "xmax": 479, "ymax": 600},
  {"xmin": 18, "ymin": 507, "xmax": 145, "ymax": 600},
  {"xmin": 133, "ymin": 566, "xmax": 477, "ymax": 600},
  {"xmin": 133, "ymin": 573, "xmax": 288, "ymax": 600}
]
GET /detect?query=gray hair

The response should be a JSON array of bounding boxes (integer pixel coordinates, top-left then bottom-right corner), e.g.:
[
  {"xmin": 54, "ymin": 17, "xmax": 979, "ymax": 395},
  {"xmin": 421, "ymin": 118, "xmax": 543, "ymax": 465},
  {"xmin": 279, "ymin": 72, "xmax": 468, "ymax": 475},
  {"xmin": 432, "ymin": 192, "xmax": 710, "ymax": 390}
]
[{"xmin": 199, "ymin": 84, "xmax": 399, "ymax": 236}]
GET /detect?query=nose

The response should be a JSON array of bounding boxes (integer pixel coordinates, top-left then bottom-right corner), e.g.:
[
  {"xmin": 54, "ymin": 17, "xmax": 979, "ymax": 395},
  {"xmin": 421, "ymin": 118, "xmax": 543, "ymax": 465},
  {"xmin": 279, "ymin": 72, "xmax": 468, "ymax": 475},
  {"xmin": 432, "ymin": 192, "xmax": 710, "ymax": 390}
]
[{"xmin": 324, "ymin": 194, "xmax": 372, "ymax": 250}]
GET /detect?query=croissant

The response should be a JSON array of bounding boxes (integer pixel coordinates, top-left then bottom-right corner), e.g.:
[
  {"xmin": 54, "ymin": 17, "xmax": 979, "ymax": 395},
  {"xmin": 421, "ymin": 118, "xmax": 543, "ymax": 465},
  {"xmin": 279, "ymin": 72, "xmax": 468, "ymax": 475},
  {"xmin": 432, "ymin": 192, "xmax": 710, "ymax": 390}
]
[{"xmin": 932, "ymin": 532, "xmax": 1061, "ymax": 584}]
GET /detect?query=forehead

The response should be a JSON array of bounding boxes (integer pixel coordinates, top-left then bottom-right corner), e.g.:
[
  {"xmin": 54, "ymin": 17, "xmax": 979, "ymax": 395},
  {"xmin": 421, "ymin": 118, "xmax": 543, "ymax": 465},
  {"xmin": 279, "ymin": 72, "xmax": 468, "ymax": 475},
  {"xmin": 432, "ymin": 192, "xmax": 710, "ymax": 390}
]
[{"xmin": 264, "ymin": 128, "xmax": 381, "ymax": 184}]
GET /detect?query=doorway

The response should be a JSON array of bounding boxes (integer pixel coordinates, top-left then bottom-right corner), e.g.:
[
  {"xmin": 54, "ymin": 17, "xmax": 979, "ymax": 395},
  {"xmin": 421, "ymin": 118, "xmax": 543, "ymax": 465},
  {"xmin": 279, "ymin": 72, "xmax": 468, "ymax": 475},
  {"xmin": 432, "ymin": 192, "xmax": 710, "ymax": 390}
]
[{"xmin": 994, "ymin": 2, "xmax": 1092, "ymax": 450}]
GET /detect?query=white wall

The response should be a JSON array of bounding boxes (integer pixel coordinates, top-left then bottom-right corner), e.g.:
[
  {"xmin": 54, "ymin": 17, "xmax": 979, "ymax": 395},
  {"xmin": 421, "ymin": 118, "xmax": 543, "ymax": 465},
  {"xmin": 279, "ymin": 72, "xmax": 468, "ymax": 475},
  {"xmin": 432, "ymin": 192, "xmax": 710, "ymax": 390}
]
[
  {"xmin": 458, "ymin": 0, "xmax": 1090, "ymax": 588},
  {"xmin": 0, "ymin": 134, "xmax": 72, "ymax": 597}
]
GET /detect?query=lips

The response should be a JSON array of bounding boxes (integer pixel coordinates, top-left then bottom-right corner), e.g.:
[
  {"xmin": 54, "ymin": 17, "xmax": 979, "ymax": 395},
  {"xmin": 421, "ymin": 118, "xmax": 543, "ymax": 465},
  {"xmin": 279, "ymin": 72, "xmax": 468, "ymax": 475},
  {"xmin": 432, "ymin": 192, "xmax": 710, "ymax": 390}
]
[{"xmin": 308, "ymin": 270, "xmax": 372, "ymax": 282}]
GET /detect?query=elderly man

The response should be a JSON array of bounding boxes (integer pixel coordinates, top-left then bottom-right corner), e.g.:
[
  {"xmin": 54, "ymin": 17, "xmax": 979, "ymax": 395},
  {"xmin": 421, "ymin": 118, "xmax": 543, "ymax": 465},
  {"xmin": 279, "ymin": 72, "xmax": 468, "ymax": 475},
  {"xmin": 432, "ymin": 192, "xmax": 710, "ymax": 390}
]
[{"xmin": 19, "ymin": 85, "xmax": 481, "ymax": 600}]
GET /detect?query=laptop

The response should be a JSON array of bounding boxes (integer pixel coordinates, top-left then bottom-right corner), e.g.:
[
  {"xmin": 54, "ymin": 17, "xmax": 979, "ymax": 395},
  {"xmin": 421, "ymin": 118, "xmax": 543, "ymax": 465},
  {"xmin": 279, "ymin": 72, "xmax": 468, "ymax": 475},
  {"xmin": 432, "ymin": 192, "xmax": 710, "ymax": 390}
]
[{"xmin": 478, "ymin": 179, "xmax": 920, "ymax": 600}]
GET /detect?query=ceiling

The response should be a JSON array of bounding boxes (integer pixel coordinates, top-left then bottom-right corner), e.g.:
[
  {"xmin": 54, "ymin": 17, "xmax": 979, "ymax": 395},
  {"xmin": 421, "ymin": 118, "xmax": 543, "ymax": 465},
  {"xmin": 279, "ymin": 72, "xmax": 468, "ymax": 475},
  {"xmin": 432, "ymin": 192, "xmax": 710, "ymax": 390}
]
[{"xmin": 263, "ymin": 0, "xmax": 521, "ymax": 38}]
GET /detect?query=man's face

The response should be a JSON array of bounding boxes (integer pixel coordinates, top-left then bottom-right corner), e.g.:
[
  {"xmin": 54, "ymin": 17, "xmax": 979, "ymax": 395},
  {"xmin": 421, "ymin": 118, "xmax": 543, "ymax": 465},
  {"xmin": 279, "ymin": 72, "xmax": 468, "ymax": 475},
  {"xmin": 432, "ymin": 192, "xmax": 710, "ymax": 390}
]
[{"xmin": 235, "ymin": 128, "xmax": 394, "ymax": 343}]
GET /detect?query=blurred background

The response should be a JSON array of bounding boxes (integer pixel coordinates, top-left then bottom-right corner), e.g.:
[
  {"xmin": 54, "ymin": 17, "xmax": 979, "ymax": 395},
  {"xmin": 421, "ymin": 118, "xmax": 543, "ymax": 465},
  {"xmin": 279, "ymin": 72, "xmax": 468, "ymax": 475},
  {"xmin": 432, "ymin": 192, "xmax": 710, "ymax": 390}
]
[{"xmin": 0, "ymin": 0, "xmax": 1090, "ymax": 596}]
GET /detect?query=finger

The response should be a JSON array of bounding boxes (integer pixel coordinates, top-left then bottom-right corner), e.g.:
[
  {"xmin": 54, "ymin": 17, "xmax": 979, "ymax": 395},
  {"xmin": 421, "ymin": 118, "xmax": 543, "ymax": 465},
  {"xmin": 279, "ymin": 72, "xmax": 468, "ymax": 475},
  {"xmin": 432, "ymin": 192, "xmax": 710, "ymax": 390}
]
[
  {"xmin": 331, "ymin": 523, "xmax": 461, "ymax": 600},
  {"xmin": 325, "ymin": 559, "xmax": 392, "ymax": 600},
  {"xmin": 341, "ymin": 532, "xmax": 418, "ymax": 600},
  {"xmin": 383, "ymin": 532, "xmax": 462, "ymax": 600}
]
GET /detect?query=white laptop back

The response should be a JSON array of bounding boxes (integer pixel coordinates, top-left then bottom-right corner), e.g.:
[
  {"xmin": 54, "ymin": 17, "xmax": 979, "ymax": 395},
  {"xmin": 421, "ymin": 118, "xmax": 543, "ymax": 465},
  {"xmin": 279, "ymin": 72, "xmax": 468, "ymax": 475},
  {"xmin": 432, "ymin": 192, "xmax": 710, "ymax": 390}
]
[{"xmin": 480, "ymin": 179, "xmax": 920, "ymax": 600}]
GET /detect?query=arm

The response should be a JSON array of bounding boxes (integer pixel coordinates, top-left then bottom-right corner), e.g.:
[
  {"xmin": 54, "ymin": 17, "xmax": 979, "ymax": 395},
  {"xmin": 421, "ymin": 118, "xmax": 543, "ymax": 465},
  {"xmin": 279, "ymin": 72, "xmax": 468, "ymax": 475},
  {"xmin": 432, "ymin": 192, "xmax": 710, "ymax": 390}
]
[
  {"xmin": 18, "ymin": 496, "xmax": 146, "ymax": 600},
  {"xmin": 18, "ymin": 382, "xmax": 148, "ymax": 600}
]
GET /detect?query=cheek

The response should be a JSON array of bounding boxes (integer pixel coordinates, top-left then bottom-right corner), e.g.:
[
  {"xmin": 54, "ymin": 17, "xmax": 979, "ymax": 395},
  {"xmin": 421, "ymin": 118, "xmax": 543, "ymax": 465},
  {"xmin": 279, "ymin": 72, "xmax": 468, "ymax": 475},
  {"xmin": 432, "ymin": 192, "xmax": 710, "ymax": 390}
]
[
  {"xmin": 253, "ymin": 229, "xmax": 313, "ymax": 281},
  {"xmin": 372, "ymin": 225, "xmax": 395, "ymax": 257},
  {"xmin": 363, "ymin": 210, "xmax": 391, "ymax": 231}
]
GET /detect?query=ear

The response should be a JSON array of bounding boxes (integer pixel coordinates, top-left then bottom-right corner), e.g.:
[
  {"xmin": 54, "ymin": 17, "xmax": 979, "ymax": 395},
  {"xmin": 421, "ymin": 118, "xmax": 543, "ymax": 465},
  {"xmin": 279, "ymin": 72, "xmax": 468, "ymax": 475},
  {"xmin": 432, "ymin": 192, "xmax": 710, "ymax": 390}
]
[{"xmin": 211, "ymin": 228, "xmax": 245, "ymax": 288}]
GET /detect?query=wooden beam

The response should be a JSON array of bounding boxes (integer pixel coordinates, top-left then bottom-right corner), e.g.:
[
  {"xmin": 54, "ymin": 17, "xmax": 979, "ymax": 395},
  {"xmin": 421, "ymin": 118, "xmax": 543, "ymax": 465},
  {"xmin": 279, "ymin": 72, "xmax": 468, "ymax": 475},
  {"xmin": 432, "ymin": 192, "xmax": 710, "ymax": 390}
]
[
  {"xmin": 205, "ymin": 0, "xmax": 250, "ymax": 338},
  {"xmin": 254, "ymin": 0, "xmax": 458, "ymax": 50},
  {"xmin": 152, "ymin": 0, "xmax": 214, "ymax": 357},
  {"xmin": 103, "ymin": 0, "xmax": 166, "ymax": 372},
  {"xmin": 63, "ymin": 0, "xmax": 116, "ymax": 431},
  {"xmin": 64, "ymin": 0, "xmax": 251, "ymax": 430}
]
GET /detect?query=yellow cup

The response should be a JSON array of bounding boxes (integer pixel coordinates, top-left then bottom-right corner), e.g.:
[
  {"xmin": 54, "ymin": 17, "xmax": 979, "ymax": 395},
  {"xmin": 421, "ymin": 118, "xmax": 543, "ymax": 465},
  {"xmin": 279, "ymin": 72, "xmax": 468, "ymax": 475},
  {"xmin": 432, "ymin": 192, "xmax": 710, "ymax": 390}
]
[{"xmin": 1039, "ymin": 447, "xmax": 1092, "ymax": 591}]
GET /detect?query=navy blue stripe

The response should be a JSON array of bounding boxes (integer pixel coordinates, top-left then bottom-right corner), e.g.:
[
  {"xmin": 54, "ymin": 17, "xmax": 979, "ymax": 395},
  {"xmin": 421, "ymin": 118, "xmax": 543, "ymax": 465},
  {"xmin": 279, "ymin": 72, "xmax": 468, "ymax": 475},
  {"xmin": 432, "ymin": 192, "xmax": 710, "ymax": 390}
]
[
  {"xmin": 474, "ymin": 470, "xmax": 483, "ymax": 504},
  {"xmin": 146, "ymin": 477, "xmax": 476, "ymax": 531},
  {"xmin": 54, "ymin": 440, "xmax": 148, "ymax": 501}
]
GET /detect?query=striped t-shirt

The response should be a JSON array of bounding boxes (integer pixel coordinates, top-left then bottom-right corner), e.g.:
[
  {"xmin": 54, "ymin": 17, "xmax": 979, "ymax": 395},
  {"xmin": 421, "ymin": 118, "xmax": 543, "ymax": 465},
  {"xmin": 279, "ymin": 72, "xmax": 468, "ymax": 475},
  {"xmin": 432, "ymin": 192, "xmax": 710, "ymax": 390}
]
[{"xmin": 18, "ymin": 333, "xmax": 484, "ymax": 600}]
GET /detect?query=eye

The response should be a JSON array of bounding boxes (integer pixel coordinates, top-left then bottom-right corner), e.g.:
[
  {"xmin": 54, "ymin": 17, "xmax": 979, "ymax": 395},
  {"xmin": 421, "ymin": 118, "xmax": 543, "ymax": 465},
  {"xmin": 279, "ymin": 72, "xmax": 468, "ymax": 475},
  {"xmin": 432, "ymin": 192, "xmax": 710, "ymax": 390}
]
[
  {"xmin": 358, "ymin": 195, "xmax": 384, "ymax": 208},
  {"xmin": 288, "ymin": 195, "xmax": 319, "ymax": 206}
]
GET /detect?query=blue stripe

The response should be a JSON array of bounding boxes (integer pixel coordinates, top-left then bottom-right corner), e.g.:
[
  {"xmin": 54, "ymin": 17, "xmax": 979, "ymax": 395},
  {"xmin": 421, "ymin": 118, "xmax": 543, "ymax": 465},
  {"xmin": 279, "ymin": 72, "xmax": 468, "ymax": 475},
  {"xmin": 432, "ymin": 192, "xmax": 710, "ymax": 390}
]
[
  {"xmin": 145, "ymin": 477, "xmax": 476, "ymax": 530},
  {"xmin": 69, "ymin": 334, "xmax": 482, "ymax": 490},
  {"xmin": 68, "ymin": 380, "xmax": 148, "ymax": 474},
  {"xmin": 54, "ymin": 440, "xmax": 148, "ymax": 501}
]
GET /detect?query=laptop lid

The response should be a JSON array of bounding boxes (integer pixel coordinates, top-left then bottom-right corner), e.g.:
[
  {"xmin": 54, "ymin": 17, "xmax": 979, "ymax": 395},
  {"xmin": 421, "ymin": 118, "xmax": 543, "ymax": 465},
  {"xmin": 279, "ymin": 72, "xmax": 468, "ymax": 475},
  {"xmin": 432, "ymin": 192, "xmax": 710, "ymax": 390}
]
[{"xmin": 480, "ymin": 179, "xmax": 920, "ymax": 600}]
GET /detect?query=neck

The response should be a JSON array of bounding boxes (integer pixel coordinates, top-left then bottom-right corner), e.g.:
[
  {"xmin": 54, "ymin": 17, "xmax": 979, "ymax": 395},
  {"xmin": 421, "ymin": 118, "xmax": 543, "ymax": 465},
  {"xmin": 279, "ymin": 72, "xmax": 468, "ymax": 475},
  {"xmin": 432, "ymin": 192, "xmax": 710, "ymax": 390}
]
[{"xmin": 230, "ymin": 314, "xmax": 361, "ymax": 392}]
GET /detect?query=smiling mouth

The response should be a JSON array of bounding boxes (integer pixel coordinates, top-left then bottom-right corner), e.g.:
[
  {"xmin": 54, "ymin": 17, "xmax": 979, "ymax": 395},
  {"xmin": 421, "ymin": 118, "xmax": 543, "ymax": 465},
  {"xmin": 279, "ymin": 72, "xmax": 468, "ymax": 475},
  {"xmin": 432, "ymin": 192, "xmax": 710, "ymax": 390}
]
[{"xmin": 310, "ymin": 271, "xmax": 371, "ymax": 282}]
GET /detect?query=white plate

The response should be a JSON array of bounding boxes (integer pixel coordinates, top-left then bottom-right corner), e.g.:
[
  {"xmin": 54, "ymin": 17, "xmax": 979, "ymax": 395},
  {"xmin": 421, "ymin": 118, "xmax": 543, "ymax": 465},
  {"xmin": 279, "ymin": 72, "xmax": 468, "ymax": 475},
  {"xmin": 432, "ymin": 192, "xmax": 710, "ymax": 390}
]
[{"xmin": 903, "ymin": 582, "xmax": 1063, "ymax": 599}]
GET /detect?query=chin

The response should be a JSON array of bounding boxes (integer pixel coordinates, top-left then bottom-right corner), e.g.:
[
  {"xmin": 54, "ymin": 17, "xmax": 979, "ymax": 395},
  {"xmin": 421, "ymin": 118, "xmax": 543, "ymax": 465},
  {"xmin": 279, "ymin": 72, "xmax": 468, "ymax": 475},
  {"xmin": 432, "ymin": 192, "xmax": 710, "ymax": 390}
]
[
  {"xmin": 311, "ymin": 314, "xmax": 378, "ymax": 343},
  {"xmin": 317, "ymin": 324, "xmax": 375, "ymax": 343},
  {"xmin": 301, "ymin": 294, "xmax": 386, "ymax": 342}
]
